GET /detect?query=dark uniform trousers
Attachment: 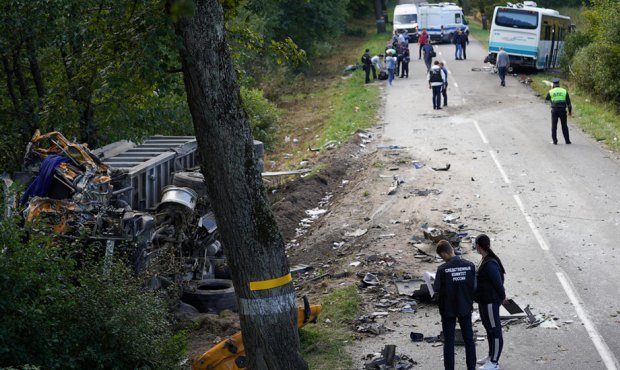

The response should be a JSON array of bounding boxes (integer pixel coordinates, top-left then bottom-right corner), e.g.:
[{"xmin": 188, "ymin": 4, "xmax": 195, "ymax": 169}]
[
  {"xmin": 442, "ymin": 314, "xmax": 476, "ymax": 370},
  {"xmin": 551, "ymin": 109, "xmax": 570, "ymax": 144}
]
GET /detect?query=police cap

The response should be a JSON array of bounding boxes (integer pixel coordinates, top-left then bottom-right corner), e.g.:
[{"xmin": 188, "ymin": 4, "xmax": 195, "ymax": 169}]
[{"xmin": 551, "ymin": 78, "xmax": 561, "ymax": 84}]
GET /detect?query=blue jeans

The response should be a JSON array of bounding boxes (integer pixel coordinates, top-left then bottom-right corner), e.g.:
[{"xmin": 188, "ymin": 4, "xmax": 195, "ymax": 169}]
[
  {"xmin": 455, "ymin": 44, "xmax": 463, "ymax": 59},
  {"xmin": 479, "ymin": 303, "xmax": 503, "ymax": 364},
  {"xmin": 498, "ymin": 66, "xmax": 507, "ymax": 84},
  {"xmin": 388, "ymin": 68, "xmax": 395, "ymax": 85},
  {"xmin": 432, "ymin": 85, "xmax": 442, "ymax": 109},
  {"xmin": 442, "ymin": 314, "xmax": 477, "ymax": 370}
]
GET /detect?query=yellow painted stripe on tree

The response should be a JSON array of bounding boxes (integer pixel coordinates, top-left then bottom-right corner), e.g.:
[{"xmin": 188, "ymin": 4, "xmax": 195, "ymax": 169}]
[{"xmin": 249, "ymin": 273, "xmax": 293, "ymax": 291}]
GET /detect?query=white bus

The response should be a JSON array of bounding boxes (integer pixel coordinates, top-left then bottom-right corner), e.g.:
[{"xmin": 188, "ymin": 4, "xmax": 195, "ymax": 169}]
[{"xmin": 488, "ymin": 2, "xmax": 572, "ymax": 70}]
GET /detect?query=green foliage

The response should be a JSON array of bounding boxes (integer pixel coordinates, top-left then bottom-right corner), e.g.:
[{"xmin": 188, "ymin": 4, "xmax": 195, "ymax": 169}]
[
  {"xmin": 240, "ymin": 87, "xmax": 280, "ymax": 147},
  {"xmin": 572, "ymin": 43, "xmax": 620, "ymax": 105},
  {"xmin": 0, "ymin": 216, "xmax": 185, "ymax": 369},
  {"xmin": 300, "ymin": 285, "xmax": 359, "ymax": 370},
  {"xmin": 559, "ymin": 31, "xmax": 590, "ymax": 74},
  {"xmin": 271, "ymin": 0, "xmax": 350, "ymax": 57},
  {"xmin": 560, "ymin": 0, "xmax": 620, "ymax": 106},
  {"xmin": 347, "ymin": 0, "xmax": 375, "ymax": 19}
]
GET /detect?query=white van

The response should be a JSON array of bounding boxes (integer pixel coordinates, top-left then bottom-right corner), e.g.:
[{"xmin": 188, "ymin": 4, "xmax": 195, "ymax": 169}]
[
  {"xmin": 418, "ymin": 2, "xmax": 468, "ymax": 43},
  {"xmin": 488, "ymin": 2, "xmax": 571, "ymax": 69},
  {"xmin": 393, "ymin": 4, "xmax": 419, "ymax": 41}
]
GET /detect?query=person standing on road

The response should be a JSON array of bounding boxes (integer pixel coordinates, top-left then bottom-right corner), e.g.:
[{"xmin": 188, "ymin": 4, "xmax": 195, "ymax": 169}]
[
  {"xmin": 545, "ymin": 78, "xmax": 572, "ymax": 145},
  {"xmin": 474, "ymin": 234, "xmax": 506, "ymax": 370},
  {"xmin": 422, "ymin": 42, "xmax": 434, "ymax": 72},
  {"xmin": 460, "ymin": 30, "xmax": 470, "ymax": 60},
  {"xmin": 439, "ymin": 62, "xmax": 448, "ymax": 107},
  {"xmin": 400, "ymin": 48, "xmax": 410, "ymax": 78},
  {"xmin": 434, "ymin": 240, "xmax": 477, "ymax": 370},
  {"xmin": 361, "ymin": 49, "xmax": 373, "ymax": 84},
  {"xmin": 385, "ymin": 51, "xmax": 397, "ymax": 86},
  {"xmin": 496, "ymin": 48, "xmax": 510, "ymax": 86},
  {"xmin": 419, "ymin": 29, "xmax": 429, "ymax": 59},
  {"xmin": 454, "ymin": 30, "xmax": 463, "ymax": 60},
  {"xmin": 428, "ymin": 60, "xmax": 447, "ymax": 110}
]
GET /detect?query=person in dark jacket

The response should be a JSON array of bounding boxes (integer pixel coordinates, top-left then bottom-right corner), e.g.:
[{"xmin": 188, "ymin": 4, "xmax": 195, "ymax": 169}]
[
  {"xmin": 460, "ymin": 30, "xmax": 470, "ymax": 60},
  {"xmin": 361, "ymin": 49, "xmax": 372, "ymax": 84},
  {"xmin": 453, "ymin": 30, "xmax": 463, "ymax": 60},
  {"xmin": 400, "ymin": 48, "xmax": 410, "ymax": 78},
  {"xmin": 434, "ymin": 240, "xmax": 477, "ymax": 370},
  {"xmin": 474, "ymin": 234, "xmax": 506, "ymax": 370}
]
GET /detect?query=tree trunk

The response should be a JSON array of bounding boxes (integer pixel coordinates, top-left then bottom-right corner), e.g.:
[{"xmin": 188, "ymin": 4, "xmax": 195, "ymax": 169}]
[
  {"xmin": 169, "ymin": 1, "xmax": 308, "ymax": 369},
  {"xmin": 26, "ymin": 37, "xmax": 46, "ymax": 100},
  {"xmin": 1, "ymin": 55, "xmax": 20, "ymax": 115}
]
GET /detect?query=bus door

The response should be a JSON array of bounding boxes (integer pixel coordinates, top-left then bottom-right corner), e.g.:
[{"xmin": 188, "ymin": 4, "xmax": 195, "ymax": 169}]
[
  {"xmin": 542, "ymin": 22, "xmax": 552, "ymax": 69},
  {"xmin": 549, "ymin": 25, "xmax": 556, "ymax": 68}
]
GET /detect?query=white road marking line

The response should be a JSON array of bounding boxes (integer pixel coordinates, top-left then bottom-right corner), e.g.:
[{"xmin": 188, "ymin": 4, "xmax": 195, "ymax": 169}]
[
  {"xmin": 488, "ymin": 150, "xmax": 510, "ymax": 184},
  {"xmin": 464, "ymin": 83, "xmax": 619, "ymax": 370},
  {"xmin": 556, "ymin": 272, "xmax": 620, "ymax": 370},
  {"xmin": 512, "ymin": 194, "xmax": 550, "ymax": 251},
  {"xmin": 472, "ymin": 119, "xmax": 488, "ymax": 144}
]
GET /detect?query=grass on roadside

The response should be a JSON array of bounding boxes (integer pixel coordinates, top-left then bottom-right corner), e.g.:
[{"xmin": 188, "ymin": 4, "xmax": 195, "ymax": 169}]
[
  {"xmin": 300, "ymin": 285, "xmax": 360, "ymax": 370},
  {"xmin": 319, "ymin": 33, "xmax": 387, "ymax": 145},
  {"xmin": 467, "ymin": 19, "xmax": 489, "ymax": 50},
  {"xmin": 530, "ymin": 74, "xmax": 620, "ymax": 152}
]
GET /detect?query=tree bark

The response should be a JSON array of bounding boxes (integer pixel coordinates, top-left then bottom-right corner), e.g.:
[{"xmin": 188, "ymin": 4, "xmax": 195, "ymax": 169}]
[
  {"xmin": 1, "ymin": 55, "xmax": 20, "ymax": 115},
  {"xmin": 26, "ymin": 37, "xmax": 46, "ymax": 100},
  {"xmin": 169, "ymin": 1, "xmax": 308, "ymax": 369}
]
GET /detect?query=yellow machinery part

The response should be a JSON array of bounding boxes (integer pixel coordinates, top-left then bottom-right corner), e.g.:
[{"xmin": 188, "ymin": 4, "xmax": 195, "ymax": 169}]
[{"xmin": 192, "ymin": 304, "xmax": 322, "ymax": 370}]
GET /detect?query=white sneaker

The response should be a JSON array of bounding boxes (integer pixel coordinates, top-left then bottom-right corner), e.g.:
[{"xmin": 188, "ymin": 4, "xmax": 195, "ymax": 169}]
[
  {"xmin": 477, "ymin": 356, "xmax": 490, "ymax": 365},
  {"xmin": 478, "ymin": 361, "xmax": 500, "ymax": 370}
]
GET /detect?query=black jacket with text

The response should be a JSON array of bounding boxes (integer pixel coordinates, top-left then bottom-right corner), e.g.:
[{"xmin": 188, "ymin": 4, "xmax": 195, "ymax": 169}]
[{"xmin": 434, "ymin": 256, "xmax": 476, "ymax": 318}]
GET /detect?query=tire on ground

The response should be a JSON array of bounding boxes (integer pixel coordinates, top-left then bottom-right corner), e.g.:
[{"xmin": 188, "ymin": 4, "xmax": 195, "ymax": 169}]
[
  {"xmin": 173, "ymin": 171, "xmax": 207, "ymax": 197},
  {"xmin": 181, "ymin": 279, "xmax": 237, "ymax": 314}
]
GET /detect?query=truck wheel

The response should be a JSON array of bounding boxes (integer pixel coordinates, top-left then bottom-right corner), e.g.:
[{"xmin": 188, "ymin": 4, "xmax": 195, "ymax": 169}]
[
  {"xmin": 181, "ymin": 279, "xmax": 238, "ymax": 314},
  {"xmin": 173, "ymin": 171, "xmax": 207, "ymax": 197}
]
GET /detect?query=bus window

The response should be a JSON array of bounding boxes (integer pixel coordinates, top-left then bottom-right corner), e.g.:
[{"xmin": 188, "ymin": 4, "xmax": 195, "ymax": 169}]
[
  {"xmin": 455, "ymin": 13, "xmax": 462, "ymax": 24},
  {"xmin": 545, "ymin": 25, "xmax": 551, "ymax": 40},
  {"xmin": 495, "ymin": 8, "xmax": 538, "ymax": 29}
]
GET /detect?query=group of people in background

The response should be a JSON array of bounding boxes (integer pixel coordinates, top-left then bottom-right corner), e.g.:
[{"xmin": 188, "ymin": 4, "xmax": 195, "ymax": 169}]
[{"xmin": 361, "ymin": 29, "xmax": 573, "ymax": 147}]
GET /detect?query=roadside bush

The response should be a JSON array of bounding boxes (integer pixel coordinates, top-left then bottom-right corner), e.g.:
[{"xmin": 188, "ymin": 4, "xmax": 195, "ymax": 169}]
[
  {"xmin": 559, "ymin": 31, "xmax": 591, "ymax": 75},
  {"xmin": 240, "ymin": 87, "xmax": 280, "ymax": 148},
  {"xmin": 0, "ymin": 216, "xmax": 185, "ymax": 369},
  {"xmin": 572, "ymin": 43, "xmax": 620, "ymax": 106}
]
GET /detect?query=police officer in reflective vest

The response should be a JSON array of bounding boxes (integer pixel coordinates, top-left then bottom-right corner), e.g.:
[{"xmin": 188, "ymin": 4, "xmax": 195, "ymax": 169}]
[{"xmin": 545, "ymin": 78, "xmax": 572, "ymax": 145}]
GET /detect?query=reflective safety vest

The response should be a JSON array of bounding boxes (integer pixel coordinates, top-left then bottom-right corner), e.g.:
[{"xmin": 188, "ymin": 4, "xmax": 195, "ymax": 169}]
[{"xmin": 549, "ymin": 87, "xmax": 568, "ymax": 103}]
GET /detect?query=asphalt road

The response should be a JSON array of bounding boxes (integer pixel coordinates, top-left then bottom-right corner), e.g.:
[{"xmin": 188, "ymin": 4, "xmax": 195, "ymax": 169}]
[{"xmin": 375, "ymin": 35, "xmax": 620, "ymax": 369}]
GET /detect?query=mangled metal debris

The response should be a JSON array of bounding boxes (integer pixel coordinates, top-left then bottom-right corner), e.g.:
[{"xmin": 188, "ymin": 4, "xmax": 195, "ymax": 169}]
[
  {"xmin": 363, "ymin": 345, "xmax": 417, "ymax": 370},
  {"xmin": 431, "ymin": 163, "xmax": 451, "ymax": 171}
]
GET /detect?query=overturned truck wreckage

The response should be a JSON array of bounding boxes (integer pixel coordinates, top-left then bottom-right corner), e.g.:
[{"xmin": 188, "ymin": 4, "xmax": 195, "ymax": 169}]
[{"xmin": 17, "ymin": 131, "xmax": 228, "ymax": 287}]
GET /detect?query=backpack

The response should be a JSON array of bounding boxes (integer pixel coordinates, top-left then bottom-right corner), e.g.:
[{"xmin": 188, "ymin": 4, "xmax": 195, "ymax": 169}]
[
  {"xmin": 378, "ymin": 70, "xmax": 388, "ymax": 80},
  {"xmin": 429, "ymin": 68, "xmax": 443, "ymax": 83}
]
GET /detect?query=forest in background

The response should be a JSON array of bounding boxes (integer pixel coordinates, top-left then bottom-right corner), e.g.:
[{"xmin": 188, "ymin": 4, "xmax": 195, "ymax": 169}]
[{"xmin": 0, "ymin": 0, "xmax": 374, "ymax": 172}]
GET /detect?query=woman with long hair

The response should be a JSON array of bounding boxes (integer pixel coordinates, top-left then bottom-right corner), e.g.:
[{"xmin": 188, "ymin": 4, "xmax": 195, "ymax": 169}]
[{"xmin": 474, "ymin": 234, "xmax": 506, "ymax": 370}]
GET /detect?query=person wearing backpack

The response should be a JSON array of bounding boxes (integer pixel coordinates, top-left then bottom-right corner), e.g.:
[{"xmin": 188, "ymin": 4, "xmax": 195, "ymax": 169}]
[
  {"xmin": 428, "ymin": 60, "xmax": 446, "ymax": 110},
  {"xmin": 474, "ymin": 234, "xmax": 507, "ymax": 370}
]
